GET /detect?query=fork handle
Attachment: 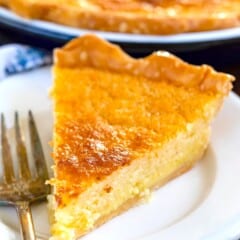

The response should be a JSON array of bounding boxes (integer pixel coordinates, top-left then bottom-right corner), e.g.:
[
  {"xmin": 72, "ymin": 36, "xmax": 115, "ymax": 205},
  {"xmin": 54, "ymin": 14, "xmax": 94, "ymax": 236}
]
[{"xmin": 16, "ymin": 201, "xmax": 36, "ymax": 240}]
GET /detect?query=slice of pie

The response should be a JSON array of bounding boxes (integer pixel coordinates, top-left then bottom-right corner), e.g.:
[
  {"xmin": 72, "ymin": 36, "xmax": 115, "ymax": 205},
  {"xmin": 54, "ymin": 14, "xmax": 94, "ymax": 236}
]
[
  {"xmin": 0, "ymin": 0, "xmax": 240, "ymax": 34},
  {"xmin": 48, "ymin": 34, "xmax": 234, "ymax": 239}
]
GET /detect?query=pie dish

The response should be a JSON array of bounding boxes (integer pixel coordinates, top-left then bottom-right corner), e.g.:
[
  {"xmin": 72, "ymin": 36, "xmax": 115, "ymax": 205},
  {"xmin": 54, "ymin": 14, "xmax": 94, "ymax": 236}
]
[
  {"xmin": 0, "ymin": 0, "xmax": 239, "ymax": 34},
  {"xmin": 47, "ymin": 34, "xmax": 234, "ymax": 240}
]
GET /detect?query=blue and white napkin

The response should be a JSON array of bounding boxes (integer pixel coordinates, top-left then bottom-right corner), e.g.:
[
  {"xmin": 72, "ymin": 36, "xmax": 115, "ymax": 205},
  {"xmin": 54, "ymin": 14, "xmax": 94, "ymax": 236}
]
[{"xmin": 0, "ymin": 44, "xmax": 52, "ymax": 80}]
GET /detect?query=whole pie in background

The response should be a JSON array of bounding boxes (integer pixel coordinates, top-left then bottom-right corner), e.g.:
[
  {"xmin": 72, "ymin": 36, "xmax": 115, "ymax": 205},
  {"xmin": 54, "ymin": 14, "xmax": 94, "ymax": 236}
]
[{"xmin": 0, "ymin": 0, "xmax": 239, "ymax": 34}]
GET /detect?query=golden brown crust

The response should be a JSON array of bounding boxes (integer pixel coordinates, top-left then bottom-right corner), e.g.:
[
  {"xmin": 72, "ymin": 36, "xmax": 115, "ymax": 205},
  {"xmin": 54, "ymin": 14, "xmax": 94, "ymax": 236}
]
[
  {"xmin": 51, "ymin": 34, "xmax": 234, "ymax": 206},
  {"xmin": 55, "ymin": 34, "xmax": 234, "ymax": 95},
  {"xmin": 0, "ymin": 0, "xmax": 240, "ymax": 34},
  {"xmin": 49, "ymin": 35, "xmax": 235, "ymax": 214},
  {"xmin": 49, "ymin": 35, "xmax": 234, "ymax": 239}
]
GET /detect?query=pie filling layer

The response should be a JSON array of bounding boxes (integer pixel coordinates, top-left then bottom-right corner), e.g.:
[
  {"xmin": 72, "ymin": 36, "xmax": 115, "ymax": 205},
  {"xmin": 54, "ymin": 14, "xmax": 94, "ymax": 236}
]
[{"xmin": 48, "ymin": 35, "xmax": 234, "ymax": 239}]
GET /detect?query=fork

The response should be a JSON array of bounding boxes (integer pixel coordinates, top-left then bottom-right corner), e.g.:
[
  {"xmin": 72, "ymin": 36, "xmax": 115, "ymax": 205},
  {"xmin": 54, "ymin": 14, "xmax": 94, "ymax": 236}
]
[{"xmin": 0, "ymin": 111, "xmax": 50, "ymax": 240}]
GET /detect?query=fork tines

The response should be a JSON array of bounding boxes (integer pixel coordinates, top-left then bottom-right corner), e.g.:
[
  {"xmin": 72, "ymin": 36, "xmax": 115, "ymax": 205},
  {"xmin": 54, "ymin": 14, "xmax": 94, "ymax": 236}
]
[
  {"xmin": 0, "ymin": 111, "xmax": 49, "ymax": 184},
  {"xmin": 0, "ymin": 111, "xmax": 50, "ymax": 239},
  {"xmin": 1, "ymin": 113, "xmax": 15, "ymax": 184}
]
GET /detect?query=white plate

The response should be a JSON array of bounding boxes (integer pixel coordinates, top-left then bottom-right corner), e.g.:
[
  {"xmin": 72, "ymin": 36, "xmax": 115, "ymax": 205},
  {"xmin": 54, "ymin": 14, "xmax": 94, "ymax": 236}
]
[
  {"xmin": 0, "ymin": 7, "xmax": 240, "ymax": 53},
  {"xmin": 0, "ymin": 67, "xmax": 240, "ymax": 240}
]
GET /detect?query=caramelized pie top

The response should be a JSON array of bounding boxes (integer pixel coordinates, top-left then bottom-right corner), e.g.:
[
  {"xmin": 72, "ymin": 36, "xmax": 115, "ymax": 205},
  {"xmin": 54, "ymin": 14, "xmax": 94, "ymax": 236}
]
[{"xmin": 50, "ymin": 35, "xmax": 234, "ymax": 206}]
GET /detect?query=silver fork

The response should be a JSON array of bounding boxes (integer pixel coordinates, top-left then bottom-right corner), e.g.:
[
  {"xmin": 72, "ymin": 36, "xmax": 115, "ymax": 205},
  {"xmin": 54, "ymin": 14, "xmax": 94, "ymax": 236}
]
[{"xmin": 0, "ymin": 111, "xmax": 49, "ymax": 240}]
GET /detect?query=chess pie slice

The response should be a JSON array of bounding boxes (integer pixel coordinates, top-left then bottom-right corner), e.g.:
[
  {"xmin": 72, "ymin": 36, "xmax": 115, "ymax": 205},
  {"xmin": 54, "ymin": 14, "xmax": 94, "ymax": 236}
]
[
  {"xmin": 48, "ymin": 34, "xmax": 234, "ymax": 239},
  {"xmin": 0, "ymin": 0, "xmax": 240, "ymax": 34}
]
